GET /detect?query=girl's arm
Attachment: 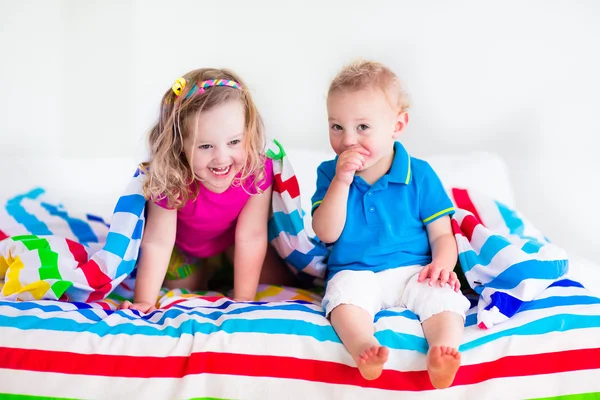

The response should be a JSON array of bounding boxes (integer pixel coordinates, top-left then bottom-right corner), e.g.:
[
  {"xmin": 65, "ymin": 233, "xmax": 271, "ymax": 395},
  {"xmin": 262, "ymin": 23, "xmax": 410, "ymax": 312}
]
[
  {"xmin": 120, "ymin": 201, "xmax": 177, "ymax": 312},
  {"xmin": 233, "ymin": 185, "xmax": 273, "ymax": 301}
]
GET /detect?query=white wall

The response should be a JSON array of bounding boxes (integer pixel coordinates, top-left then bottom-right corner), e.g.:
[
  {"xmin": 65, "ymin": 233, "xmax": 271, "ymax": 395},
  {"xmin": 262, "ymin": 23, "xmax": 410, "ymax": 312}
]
[{"xmin": 1, "ymin": 0, "xmax": 599, "ymax": 263}]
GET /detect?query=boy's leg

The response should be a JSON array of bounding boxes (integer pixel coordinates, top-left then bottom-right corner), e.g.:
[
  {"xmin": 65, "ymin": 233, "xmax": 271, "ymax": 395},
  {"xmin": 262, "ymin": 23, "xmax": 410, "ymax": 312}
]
[
  {"xmin": 330, "ymin": 304, "xmax": 389, "ymax": 380},
  {"xmin": 422, "ymin": 311, "xmax": 464, "ymax": 389},
  {"xmin": 400, "ymin": 272, "xmax": 470, "ymax": 389},
  {"xmin": 323, "ymin": 270, "xmax": 387, "ymax": 380}
]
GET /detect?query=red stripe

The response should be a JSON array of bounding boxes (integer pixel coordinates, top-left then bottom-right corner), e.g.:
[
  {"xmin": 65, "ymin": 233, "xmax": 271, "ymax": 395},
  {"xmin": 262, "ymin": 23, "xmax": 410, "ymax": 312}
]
[
  {"xmin": 460, "ymin": 214, "xmax": 481, "ymax": 242},
  {"xmin": 0, "ymin": 347, "xmax": 598, "ymax": 391},
  {"xmin": 273, "ymin": 173, "xmax": 300, "ymax": 198},
  {"xmin": 0, "ymin": 229, "xmax": 8, "ymax": 241},
  {"xmin": 78, "ymin": 260, "xmax": 113, "ymax": 302},
  {"xmin": 452, "ymin": 188, "xmax": 483, "ymax": 225},
  {"xmin": 451, "ymin": 219, "xmax": 463, "ymax": 236},
  {"xmin": 66, "ymin": 239, "xmax": 88, "ymax": 266}
]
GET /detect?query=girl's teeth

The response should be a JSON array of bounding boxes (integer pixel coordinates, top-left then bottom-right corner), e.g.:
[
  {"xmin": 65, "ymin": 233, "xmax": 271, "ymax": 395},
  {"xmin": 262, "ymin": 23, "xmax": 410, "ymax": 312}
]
[{"xmin": 210, "ymin": 166, "xmax": 231, "ymax": 175}]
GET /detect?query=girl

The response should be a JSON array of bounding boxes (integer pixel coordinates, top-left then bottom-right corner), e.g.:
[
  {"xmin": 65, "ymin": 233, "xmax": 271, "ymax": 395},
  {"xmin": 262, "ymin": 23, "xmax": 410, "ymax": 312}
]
[{"xmin": 120, "ymin": 68, "xmax": 292, "ymax": 313}]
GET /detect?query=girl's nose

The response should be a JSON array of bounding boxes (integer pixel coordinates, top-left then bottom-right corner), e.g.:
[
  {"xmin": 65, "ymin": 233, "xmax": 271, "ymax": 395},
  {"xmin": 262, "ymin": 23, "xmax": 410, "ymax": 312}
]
[{"xmin": 214, "ymin": 147, "xmax": 230, "ymax": 164}]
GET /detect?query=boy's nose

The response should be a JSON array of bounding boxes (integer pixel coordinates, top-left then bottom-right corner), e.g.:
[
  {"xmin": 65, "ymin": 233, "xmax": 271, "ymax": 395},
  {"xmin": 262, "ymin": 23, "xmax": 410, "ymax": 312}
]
[{"xmin": 342, "ymin": 133, "xmax": 357, "ymax": 147}]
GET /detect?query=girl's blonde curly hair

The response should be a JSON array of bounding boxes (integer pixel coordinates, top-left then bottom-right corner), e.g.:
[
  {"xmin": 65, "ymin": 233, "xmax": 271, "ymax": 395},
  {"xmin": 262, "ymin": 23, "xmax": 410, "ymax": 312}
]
[{"xmin": 143, "ymin": 68, "xmax": 266, "ymax": 209}]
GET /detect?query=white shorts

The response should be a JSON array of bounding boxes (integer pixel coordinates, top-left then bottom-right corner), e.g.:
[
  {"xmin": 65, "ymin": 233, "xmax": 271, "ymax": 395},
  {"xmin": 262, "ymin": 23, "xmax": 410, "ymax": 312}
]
[{"xmin": 322, "ymin": 266, "xmax": 471, "ymax": 322}]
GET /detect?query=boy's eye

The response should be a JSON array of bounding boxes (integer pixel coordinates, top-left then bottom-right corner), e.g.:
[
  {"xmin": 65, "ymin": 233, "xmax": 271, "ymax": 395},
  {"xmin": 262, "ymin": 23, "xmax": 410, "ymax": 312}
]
[
  {"xmin": 331, "ymin": 124, "xmax": 343, "ymax": 131},
  {"xmin": 357, "ymin": 124, "xmax": 369, "ymax": 131},
  {"xmin": 198, "ymin": 144, "xmax": 212, "ymax": 150},
  {"xmin": 229, "ymin": 139, "xmax": 241, "ymax": 145}
]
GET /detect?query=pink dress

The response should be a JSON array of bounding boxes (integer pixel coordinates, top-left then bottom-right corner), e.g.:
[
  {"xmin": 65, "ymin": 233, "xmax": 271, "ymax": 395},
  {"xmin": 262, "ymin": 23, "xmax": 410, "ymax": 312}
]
[{"xmin": 156, "ymin": 158, "xmax": 274, "ymax": 258}]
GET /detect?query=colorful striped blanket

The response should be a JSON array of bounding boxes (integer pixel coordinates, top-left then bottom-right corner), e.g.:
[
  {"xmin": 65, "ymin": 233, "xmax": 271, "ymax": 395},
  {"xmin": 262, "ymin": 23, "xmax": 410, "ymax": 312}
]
[{"xmin": 0, "ymin": 141, "xmax": 569, "ymax": 330}]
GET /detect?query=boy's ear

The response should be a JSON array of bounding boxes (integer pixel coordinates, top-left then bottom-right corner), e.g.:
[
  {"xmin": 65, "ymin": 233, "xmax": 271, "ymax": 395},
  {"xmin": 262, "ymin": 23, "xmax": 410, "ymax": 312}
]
[{"xmin": 393, "ymin": 112, "xmax": 409, "ymax": 139}]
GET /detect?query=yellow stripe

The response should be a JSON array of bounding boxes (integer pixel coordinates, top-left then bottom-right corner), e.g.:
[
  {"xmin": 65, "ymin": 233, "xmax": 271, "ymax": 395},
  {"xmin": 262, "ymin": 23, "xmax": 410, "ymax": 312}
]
[
  {"xmin": 422, "ymin": 207, "xmax": 454, "ymax": 223},
  {"xmin": 3, "ymin": 255, "xmax": 25, "ymax": 296},
  {"xmin": 255, "ymin": 285, "xmax": 284, "ymax": 301},
  {"xmin": 312, "ymin": 200, "xmax": 323, "ymax": 209},
  {"xmin": 405, "ymin": 155, "xmax": 411, "ymax": 184}
]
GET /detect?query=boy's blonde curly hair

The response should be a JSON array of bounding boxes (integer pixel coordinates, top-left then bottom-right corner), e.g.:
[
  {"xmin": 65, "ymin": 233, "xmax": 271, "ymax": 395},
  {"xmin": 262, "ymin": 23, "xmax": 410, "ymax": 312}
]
[
  {"xmin": 328, "ymin": 60, "xmax": 410, "ymax": 113},
  {"xmin": 143, "ymin": 68, "xmax": 265, "ymax": 209}
]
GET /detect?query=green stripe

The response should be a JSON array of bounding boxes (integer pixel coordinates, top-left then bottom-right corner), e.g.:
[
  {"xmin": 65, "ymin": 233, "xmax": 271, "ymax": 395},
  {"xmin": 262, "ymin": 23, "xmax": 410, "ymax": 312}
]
[
  {"xmin": 188, "ymin": 397, "xmax": 230, "ymax": 400},
  {"xmin": 422, "ymin": 207, "xmax": 454, "ymax": 223},
  {"xmin": 528, "ymin": 393, "xmax": 600, "ymax": 400},
  {"xmin": 266, "ymin": 139, "xmax": 286, "ymax": 161},
  {"xmin": 0, "ymin": 394, "xmax": 79, "ymax": 400}
]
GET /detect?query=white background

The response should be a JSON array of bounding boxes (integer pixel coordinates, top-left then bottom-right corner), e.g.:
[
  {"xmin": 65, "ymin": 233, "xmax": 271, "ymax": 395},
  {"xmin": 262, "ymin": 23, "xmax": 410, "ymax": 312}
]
[{"xmin": 0, "ymin": 0, "xmax": 598, "ymax": 263}]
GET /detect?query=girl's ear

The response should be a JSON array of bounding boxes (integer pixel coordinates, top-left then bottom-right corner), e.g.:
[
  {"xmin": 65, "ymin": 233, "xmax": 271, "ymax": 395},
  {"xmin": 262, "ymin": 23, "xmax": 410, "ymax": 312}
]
[{"xmin": 393, "ymin": 112, "xmax": 409, "ymax": 139}]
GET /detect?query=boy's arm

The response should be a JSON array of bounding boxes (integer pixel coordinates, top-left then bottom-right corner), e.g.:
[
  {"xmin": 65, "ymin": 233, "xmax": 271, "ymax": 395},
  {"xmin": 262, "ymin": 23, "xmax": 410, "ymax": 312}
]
[
  {"xmin": 312, "ymin": 178, "xmax": 351, "ymax": 243},
  {"xmin": 312, "ymin": 148, "xmax": 369, "ymax": 243},
  {"xmin": 418, "ymin": 216, "xmax": 460, "ymax": 292}
]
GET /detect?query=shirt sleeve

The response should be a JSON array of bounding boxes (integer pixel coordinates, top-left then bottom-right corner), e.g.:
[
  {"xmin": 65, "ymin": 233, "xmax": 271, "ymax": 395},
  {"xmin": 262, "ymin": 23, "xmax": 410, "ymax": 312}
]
[
  {"xmin": 245, "ymin": 157, "xmax": 274, "ymax": 194},
  {"xmin": 311, "ymin": 161, "xmax": 334, "ymax": 216},
  {"xmin": 418, "ymin": 162, "xmax": 455, "ymax": 225},
  {"xmin": 257, "ymin": 157, "xmax": 274, "ymax": 191}
]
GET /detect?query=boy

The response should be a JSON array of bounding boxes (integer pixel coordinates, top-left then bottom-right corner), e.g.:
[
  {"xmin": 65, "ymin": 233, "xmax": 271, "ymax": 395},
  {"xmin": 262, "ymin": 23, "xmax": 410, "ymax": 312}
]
[{"xmin": 312, "ymin": 60, "xmax": 470, "ymax": 388}]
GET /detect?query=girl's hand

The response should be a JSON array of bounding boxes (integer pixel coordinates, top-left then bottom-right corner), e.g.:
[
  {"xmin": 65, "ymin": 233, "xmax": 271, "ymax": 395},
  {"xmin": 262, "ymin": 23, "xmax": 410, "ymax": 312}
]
[
  {"xmin": 233, "ymin": 297, "xmax": 253, "ymax": 302},
  {"xmin": 334, "ymin": 147, "xmax": 370, "ymax": 186},
  {"xmin": 119, "ymin": 300, "xmax": 157, "ymax": 313},
  {"xmin": 417, "ymin": 263, "xmax": 461, "ymax": 292}
]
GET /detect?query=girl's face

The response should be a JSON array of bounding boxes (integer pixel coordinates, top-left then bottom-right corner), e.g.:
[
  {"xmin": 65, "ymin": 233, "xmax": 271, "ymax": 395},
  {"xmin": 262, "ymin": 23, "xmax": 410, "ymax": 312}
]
[{"xmin": 185, "ymin": 100, "xmax": 247, "ymax": 193}]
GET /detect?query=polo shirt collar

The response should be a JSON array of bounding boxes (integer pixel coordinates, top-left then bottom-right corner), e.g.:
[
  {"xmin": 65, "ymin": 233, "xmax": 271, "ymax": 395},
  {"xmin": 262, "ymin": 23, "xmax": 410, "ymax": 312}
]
[{"xmin": 387, "ymin": 141, "xmax": 412, "ymax": 184}]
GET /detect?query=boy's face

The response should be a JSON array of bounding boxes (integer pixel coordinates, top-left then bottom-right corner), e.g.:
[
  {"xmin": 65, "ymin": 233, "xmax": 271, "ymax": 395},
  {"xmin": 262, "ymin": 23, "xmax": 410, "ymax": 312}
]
[{"xmin": 326, "ymin": 87, "xmax": 407, "ymax": 172}]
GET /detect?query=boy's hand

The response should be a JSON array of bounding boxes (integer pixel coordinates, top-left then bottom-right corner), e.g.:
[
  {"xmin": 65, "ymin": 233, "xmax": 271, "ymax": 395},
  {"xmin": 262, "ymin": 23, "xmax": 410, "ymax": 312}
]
[
  {"xmin": 417, "ymin": 262, "xmax": 461, "ymax": 292},
  {"xmin": 334, "ymin": 147, "xmax": 370, "ymax": 186}
]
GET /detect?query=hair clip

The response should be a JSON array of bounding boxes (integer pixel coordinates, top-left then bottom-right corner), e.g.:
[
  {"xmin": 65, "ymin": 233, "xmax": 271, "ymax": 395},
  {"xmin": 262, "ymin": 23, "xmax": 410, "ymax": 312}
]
[{"xmin": 172, "ymin": 77, "xmax": 187, "ymax": 97}]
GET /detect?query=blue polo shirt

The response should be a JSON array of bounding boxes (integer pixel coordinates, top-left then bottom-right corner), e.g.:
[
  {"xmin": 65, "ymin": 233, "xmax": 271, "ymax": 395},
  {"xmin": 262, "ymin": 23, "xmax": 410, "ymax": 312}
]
[{"xmin": 311, "ymin": 141, "xmax": 454, "ymax": 278}]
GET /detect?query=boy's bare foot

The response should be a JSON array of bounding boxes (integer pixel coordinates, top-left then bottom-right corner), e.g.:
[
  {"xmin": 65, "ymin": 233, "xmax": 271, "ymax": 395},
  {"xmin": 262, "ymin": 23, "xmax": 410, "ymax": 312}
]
[
  {"xmin": 355, "ymin": 344, "xmax": 389, "ymax": 380},
  {"xmin": 427, "ymin": 345, "xmax": 461, "ymax": 389}
]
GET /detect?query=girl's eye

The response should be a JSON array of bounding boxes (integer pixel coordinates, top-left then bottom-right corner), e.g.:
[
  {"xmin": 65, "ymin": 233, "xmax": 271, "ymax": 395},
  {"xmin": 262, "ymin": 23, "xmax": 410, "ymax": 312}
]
[
  {"xmin": 331, "ymin": 124, "xmax": 343, "ymax": 131},
  {"xmin": 357, "ymin": 124, "xmax": 369, "ymax": 131},
  {"xmin": 198, "ymin": 144, "xmax": 212, "ymax": 150},
  {"xmin": 229, "ymin": 139, "xmax": 241, "ymax": 145}
]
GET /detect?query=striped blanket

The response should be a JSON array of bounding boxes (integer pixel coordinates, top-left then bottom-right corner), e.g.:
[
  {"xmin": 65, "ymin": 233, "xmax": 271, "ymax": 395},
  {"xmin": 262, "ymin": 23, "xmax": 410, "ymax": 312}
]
[
  {"xmin": 1, "ymin": 144, "xmax": 599, "ymax": 398},
  {"xmin": 1, "ymin": 280, "xmax": 600, "ymax": 398},
  {"xmin": 0, "ymin": 140, "xmax": 571, "ymax": 331}
]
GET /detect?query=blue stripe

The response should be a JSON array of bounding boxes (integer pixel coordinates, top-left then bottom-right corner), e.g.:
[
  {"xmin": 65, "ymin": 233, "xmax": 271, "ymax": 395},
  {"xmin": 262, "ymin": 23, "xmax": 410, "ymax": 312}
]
[
  {"xmin": 483, "ymin": 291, "xmax": 524, "ymax": 318},
  {"xmin": 103, "ymin": 232, "xmax": 130, "ymax": 258},
  {"xmin": 496, "ymin": 201, "xmax": 552, "ymax": 248},
  {"xmin": 115, "ymin": 258, "xmax": 137, "ymax": 279},
  {"xmin": 86, "ymin": 213, "xmax": 110, "ymax": 228},
  {"xmin": 40, "ymin": 202, "xmax": 98, "ymax": 244},
  {"xmin": 113, "ymin": 194, "xmax": 146, "ymax": 216},
  {"xmin": 484, "ymin": 258, "xmax": 568, "ymax": 291},
  {"xmin": 1, "ymin": 310, "xmax": 599, "ymax": 354},
  {"xmin": 549, "ymin": 279, "xmax": 584, "ymax": 289},
  {"xmin": 374, "ymin": 309, "xmax": 419, "ymax": 322},
  {"xmin": 464, "ymin": 293, "xmax": 600, "ymax": 327},
  {"xmin": 132, "ymin": 219, "xmax": 144, "ymax": 240},
  {"xmin": 521, "ymin": 240, "xmax": 544, "ymax": 254},
  {"xmin": 496, "ymin": 201, "xmax": 525, "ymax": 236},
  {"xmin": 460, "ymin": 314, "xmax": 600, "ymax": 352},
  {"xmin": 268, "ymin": 210, "xmax": 304, "ymax": 241},
  {"xmin": 5, "ymin": 188, "xmax": 52, "ymax": 235},
  {"xmin": 459, "ymin": 234, "xmax": 512, "ymax": 273}
]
